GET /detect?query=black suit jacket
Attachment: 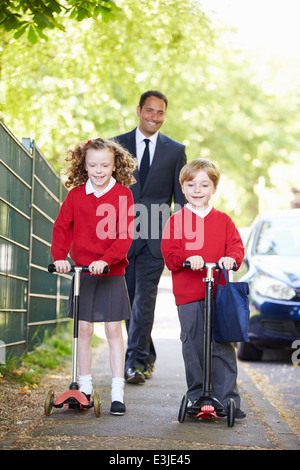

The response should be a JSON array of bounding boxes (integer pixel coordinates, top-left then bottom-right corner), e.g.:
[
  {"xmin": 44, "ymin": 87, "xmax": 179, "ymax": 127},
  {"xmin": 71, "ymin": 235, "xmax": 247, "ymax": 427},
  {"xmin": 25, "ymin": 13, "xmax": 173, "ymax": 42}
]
[{"xmin": 114, "ymin": 128, "xmax": 186, "ymax": 258}]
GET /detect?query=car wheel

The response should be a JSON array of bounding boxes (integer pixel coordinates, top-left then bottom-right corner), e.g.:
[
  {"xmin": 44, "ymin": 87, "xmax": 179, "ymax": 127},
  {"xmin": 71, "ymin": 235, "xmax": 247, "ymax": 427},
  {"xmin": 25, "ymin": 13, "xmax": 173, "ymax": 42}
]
[{"xmin": 237, "ymin": 342, "xmax": 263, "ymax": 361}]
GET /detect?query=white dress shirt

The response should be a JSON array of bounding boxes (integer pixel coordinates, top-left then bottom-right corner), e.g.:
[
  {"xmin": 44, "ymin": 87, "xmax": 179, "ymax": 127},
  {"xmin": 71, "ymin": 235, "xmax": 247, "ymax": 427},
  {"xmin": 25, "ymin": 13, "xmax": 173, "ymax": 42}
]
[
  {"xmin": 85, "ymin": 177, "xmax": 116, "ymax": 198},
  {"xmin": 135, "ymin": 127, "xmax": 158, "ymax": 170},
  {"xmin": 186, "ymin": 203, "xmax": 213, "ymax": 218}
]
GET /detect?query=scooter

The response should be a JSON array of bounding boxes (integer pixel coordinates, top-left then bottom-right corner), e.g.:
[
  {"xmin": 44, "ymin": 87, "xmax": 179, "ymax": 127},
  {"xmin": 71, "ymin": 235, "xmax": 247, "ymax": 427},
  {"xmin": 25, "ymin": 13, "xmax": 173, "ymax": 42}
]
[
  {"xmin": 44, "ymin": 264, "xmax": 108, "ymax": 418},
  {"xmin": 178, "ymin": 261, "xmax": 236, "ymax": 427}
]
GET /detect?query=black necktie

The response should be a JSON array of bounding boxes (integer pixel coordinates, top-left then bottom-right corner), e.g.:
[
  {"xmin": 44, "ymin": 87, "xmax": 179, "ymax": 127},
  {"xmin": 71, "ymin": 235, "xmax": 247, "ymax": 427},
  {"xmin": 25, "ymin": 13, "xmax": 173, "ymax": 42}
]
[{"xmin": 139, "ymin": 139, "xmax": 150, "ymax": 188}]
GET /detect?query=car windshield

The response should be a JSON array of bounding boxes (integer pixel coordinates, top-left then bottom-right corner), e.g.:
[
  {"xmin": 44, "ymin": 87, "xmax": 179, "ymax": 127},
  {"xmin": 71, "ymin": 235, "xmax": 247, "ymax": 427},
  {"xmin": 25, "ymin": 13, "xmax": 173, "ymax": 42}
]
[{"xmin": 255, "ymin": 216, "xmax": 300, "ymax": 256}]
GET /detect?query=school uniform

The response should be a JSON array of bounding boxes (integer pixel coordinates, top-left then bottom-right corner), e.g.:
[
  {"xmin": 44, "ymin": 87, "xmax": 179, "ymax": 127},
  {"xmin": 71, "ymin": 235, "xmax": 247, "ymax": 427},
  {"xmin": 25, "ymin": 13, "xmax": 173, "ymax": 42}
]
[
  {"xmin": 161, "ymin": 204, "xmax": 244, "ymax": 406},
  {"xmin": 51, "ymin": 179, "xmax": 134, "ymax": 323}
]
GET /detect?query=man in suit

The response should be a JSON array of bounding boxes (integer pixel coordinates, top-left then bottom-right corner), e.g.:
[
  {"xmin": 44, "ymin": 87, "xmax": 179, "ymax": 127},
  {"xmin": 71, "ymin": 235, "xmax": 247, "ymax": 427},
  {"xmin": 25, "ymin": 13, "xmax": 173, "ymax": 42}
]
[{"xmin": 114, "ymin": 90, "xmax": 186, "ymax": 384}]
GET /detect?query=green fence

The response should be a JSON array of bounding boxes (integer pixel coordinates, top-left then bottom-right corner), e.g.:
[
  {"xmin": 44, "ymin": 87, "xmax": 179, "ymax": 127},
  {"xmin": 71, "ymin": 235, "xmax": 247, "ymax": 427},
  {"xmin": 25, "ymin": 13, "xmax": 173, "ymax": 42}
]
[{"xmin": 0, "ymin": 120, "xmax": 72, "ymax": 361}]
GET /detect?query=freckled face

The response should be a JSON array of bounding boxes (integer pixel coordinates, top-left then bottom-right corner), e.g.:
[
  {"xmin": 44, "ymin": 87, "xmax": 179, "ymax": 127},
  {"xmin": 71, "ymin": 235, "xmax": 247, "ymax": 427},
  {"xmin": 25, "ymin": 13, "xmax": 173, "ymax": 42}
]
[
  {"xmin": 182, "ymin": 170, "xmax": 216, "ymax": 210},
  {"xmin": 85, "ymin": 148, "xmax": 115, "ymax": 192}
]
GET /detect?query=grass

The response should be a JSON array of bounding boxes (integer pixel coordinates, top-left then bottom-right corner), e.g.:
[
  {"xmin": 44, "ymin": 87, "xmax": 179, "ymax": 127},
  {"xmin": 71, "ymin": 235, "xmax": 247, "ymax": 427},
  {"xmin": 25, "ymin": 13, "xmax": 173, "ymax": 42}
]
[{"xmin": 0, "ymin": 323, "xmax": 105, "ymax": 387}]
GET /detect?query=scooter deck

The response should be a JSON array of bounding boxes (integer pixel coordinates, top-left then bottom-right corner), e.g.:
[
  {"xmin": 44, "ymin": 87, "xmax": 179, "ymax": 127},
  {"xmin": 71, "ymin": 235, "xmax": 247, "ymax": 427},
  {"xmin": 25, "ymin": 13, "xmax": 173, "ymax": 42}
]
[
  {"xmin": 54, "ymin": 390, "xmax": 90, "ymax": 407},
  {"xmin": 189, "ymin": 395, "xmax": 224, "ymax": 419}
]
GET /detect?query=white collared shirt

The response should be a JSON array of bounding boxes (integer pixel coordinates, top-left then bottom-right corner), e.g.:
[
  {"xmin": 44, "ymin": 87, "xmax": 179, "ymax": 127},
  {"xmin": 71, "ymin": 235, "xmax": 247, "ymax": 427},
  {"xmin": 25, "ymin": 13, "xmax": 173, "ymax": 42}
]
[
  {"xmin": 186, "ymin": 203, "xmax": 213, "ymax": 218},
  {"xmin": 135, "ymin": 127, "xmax": 158, "ymax": 169},
  {"xmin": 85, "ymin": 177, "xmax": 116, "ymax": 198}
]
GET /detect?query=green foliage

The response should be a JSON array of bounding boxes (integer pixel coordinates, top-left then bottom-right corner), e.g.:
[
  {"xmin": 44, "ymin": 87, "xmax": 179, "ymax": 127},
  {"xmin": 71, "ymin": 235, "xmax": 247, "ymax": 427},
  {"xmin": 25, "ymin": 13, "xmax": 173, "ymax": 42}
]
[
  {"xmin": 0, "ymin": 0, "xmax": 299, "ymax": 226},
  {"xmin": 1, "ymin": 322, "xmax": 104, "ymax": 386},
  {"xmin": 1, "ymin": 324, "xmax": 73, "ymax": 386},
  {"xmin": 0, "ymin": 0, "xmax": 120, "ymax": 43}
]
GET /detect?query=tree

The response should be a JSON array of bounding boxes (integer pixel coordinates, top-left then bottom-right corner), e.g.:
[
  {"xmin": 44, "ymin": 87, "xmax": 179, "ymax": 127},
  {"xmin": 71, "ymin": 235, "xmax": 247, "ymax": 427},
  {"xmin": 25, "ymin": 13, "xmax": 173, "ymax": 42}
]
[
  {"xmin": 1, "ymin": 0, "xmax": 214, "ymax": 170},
  {"xmin": 0, "ymin": 0, "xmax": 120, "ymax": 44},
  {"xmin": 1, "ymin": 0, "xmax": 299, "ymax": 225}
]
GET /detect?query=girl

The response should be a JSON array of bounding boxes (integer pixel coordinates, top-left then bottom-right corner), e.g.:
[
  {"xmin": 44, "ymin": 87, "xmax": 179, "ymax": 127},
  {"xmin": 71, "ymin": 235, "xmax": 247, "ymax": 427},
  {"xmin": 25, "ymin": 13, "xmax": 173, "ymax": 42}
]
[{"xmin": 51, "ymin": 138, "xmax": 136, "ymax": 415}]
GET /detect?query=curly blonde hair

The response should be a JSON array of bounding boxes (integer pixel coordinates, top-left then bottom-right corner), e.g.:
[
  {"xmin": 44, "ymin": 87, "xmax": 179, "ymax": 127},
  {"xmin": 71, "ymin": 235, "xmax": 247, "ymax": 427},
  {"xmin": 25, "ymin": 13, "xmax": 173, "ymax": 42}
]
[{"xmin": 64, "ymin": 138, "xmax": 137, "ymax": 189}]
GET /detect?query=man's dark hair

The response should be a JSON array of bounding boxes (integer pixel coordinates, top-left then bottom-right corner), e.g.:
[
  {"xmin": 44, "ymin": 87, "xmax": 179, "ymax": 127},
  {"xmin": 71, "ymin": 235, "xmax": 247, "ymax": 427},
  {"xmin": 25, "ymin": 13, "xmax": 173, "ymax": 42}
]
[{"xmin": 139, "ymin": 90, "xmax": 168, "ymax": 109}]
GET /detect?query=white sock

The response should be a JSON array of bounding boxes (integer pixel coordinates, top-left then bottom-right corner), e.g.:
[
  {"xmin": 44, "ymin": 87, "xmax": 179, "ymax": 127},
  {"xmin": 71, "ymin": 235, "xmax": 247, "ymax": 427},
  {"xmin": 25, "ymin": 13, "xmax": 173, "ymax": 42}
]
[
  {"xmin": 111, "ymin": 377, "xmax": 125, "ymax": 403},
  {"xmin": 79, "ymin": 374, "xmax": 92, "ymax": 395}
]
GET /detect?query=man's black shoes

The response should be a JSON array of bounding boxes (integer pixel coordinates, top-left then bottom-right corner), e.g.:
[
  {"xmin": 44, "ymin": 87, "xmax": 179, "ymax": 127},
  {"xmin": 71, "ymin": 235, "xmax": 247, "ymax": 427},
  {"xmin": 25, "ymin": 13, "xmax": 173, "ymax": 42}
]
[{"xmin": 125, "ymin": 368, "xmax": 145, "ymax": 384}]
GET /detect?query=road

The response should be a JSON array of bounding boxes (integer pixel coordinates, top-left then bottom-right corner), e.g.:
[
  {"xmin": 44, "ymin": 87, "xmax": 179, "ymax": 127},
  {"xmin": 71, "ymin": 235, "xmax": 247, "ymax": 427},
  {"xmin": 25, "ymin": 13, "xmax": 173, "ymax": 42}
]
[{"xmin": 240, "ymin": 348, "xmax": 300, "ymax": 439}]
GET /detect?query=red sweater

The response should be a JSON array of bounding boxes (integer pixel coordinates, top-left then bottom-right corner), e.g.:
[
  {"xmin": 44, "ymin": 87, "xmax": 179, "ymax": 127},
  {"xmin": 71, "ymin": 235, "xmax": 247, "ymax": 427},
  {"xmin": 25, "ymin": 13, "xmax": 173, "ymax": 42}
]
[
  {"xmin": 161, "ymin": 207, "xmax": 244, "ymax": 305},
  {"xmin": 51, "ymin": 183, "xmax": 134, "ymax": 276}
]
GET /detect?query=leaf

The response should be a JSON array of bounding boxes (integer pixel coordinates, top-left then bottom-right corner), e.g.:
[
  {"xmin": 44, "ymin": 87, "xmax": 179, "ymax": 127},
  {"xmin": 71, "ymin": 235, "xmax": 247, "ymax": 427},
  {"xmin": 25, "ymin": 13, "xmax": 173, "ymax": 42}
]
[
  {"xmin": 36, "ymin": 28, "xmax": 49, "ymax": 40},
  {"xmin": 19, "ymin": 385, "xmax": 31, "ymax": 395},
  {"xmin": 2, "ymin": 13, "xmax": 21, "ymax": 31},
  {"xmin": 14, "ymin": 24, "xmax": 28, "ymax": 39},
  {"xmin": 13, "ymin": 368, "xmax": 22, "ymax": 377},
  {"xmin": 48, "ymin": 0, "xmax": 63, "ymax": 15},
  {"xmin": 33, "ymin": 13, "xmax": 55, "ymax": 29},
  {"xmin": 27, "ymin": 25, "xmax": 38, "ymax": 44},
  {"xmin": 76, "ymin": 8, "xmax": 91, "ymax": 22}
]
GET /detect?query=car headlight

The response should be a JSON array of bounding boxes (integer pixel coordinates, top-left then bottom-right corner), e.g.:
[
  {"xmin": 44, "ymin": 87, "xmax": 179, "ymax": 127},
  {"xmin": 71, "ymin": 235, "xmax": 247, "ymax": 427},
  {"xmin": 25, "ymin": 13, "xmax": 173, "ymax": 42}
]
[{"xmin": 253, "ymin": 274, "xmax": 296, "ymax": 300}]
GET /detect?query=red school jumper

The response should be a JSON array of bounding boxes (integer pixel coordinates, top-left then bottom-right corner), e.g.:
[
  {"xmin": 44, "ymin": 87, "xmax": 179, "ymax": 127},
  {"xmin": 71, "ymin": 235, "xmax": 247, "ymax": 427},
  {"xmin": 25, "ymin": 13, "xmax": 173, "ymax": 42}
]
[
  {"xmin": 161, "ymin": 206, "xmax": 244, "ymax": 305},
  {"xmin": 51, "ymin": 182, "xmax": 134, "ymax": 276}
]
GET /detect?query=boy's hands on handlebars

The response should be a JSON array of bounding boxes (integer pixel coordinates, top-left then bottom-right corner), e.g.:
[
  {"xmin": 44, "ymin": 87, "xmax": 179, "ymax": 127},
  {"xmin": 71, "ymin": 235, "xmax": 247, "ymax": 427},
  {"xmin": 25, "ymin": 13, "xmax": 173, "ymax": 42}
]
[
  {"xmin": 186, "ymin": 255, "xmax": 204, "ymax": 271},
  {"xmin": 185, "ymin": 256, "xmax": 237, "ymax": 271},
  {"xmin": 218, "ymin": 257, "xmax": 236, "ymax": 270},
  {"xmin": 89, "ymin": 260, "xmax": 109, "ymax": 275},
  {"xmin": 54, "ymin": 260, "xmax": 71, "ymax": 273}
]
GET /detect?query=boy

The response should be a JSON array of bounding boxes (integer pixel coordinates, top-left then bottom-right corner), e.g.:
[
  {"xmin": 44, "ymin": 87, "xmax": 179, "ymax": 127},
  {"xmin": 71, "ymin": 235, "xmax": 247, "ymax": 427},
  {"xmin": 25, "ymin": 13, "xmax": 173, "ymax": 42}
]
[{"xmin": 161, "ymin": 158, "xmax": 246, "ymax": 418}]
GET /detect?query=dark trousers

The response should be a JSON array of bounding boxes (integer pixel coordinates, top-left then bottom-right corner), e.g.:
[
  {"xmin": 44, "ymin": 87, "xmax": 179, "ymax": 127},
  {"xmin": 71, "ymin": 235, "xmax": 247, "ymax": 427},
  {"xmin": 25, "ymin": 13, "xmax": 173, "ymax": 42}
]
[
  {"xmin": 125, "ymin": 239, "xmax": 164, "ymax": 372},
  {"xmin": 178, "ymin": 300, "xmax": 241, "ymax": 407}
]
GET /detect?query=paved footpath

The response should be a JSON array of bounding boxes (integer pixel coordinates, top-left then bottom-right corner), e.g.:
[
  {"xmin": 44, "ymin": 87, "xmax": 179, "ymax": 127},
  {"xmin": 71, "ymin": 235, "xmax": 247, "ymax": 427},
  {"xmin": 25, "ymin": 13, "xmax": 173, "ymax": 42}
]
[{"xmin": 30, "ymin": 274, "xmax": 300, "ymax": 452}]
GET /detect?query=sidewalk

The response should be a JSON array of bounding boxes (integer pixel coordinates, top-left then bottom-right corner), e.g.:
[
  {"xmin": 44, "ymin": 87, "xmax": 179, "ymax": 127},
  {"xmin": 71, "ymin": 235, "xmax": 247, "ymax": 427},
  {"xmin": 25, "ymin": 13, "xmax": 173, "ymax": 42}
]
[{"xmin": 20, "ymin": 272, "xmax": 300, "ymax": 451}]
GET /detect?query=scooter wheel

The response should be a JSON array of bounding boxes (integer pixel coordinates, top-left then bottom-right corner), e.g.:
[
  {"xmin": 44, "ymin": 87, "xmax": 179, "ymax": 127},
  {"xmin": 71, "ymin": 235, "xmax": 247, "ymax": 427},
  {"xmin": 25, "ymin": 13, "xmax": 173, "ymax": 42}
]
[
  {"xmin": 45, "ymin": 389, "xmax": 55, "ymax": 416},
  {"xmin": 227, "ymin": 398, "xmax": 235, "ymax": 427},
  {"xmin": 178, "ymin": 394, "xmax": 188, "ymax": 423},
  {"xmin": 93, "ymin": 390, "xmax": 101, "ymax": 418}
]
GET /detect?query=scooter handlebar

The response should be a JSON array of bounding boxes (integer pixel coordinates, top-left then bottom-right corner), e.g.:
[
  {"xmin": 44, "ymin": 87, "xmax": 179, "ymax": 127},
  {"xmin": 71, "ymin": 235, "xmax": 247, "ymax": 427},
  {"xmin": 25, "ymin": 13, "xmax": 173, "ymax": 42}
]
[
  {"xmin": 183, "ymin": 261, "xmax": 237, "ymax": 271},
  {"xmin": 48, "ymin": 263, "xmax": 109, "ymax": 275}
]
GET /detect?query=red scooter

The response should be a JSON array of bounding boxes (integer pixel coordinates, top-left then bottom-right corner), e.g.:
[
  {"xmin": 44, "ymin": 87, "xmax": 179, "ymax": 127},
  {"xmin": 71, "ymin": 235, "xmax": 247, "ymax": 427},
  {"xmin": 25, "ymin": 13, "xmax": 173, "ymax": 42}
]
[
  {"xmin": 178, "ymin": 261, "xmax": 236, "ymax": 427},
  {"xmin": 44, "ymin": 264, "xmax": 108, "ymax": 418}
]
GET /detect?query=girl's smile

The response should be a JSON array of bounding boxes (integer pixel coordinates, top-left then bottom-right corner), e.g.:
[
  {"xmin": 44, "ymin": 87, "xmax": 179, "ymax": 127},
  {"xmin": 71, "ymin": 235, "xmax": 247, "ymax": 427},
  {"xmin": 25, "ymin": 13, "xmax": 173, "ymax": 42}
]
[{"xmin": 85, "ymin": 148, "xmax": 116, "ymax": 193}]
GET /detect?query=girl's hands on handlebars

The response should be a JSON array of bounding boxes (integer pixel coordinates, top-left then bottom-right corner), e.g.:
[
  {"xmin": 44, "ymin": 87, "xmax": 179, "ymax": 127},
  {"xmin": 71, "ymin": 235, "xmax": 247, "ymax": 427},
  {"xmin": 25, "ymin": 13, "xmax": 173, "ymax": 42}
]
[
  {"xmin": 53, "ymin": 260, "xmax": 108, "ymax": 275},
  {"xmin": 89, "ymin": 260, "xmax": 109, "ymax": 275},
  {"xmin": 54, "ymin": 260, "xmax": 71, "ymax": 274}
]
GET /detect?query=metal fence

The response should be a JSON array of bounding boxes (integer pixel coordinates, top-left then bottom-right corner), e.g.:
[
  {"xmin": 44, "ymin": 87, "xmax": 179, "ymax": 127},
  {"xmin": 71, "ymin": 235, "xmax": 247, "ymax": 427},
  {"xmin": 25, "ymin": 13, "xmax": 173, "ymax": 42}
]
[{"xmin": 0, "ymin": 120, "xmax": 72, "ymax": 361}]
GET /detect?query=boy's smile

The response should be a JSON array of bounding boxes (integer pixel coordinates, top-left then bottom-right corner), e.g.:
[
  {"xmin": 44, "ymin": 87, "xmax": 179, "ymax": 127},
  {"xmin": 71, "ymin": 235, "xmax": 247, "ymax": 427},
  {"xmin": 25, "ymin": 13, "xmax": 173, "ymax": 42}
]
[{"xmin": 182, "ymin": 170, "xmax": 216, "ymax": 211}]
